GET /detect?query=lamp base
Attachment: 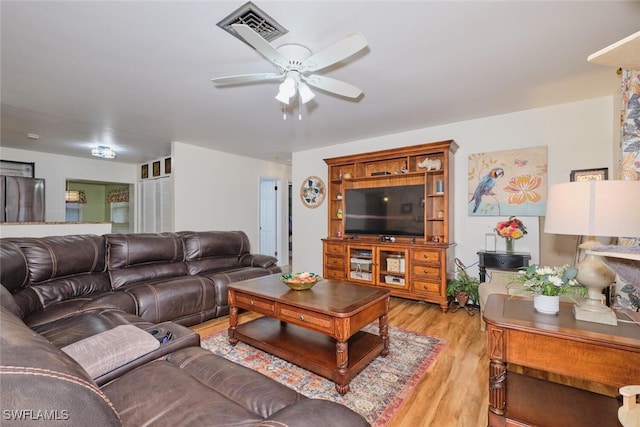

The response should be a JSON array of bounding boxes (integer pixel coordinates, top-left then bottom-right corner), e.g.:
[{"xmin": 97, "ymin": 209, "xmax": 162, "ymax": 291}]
[{"xmin": 573, "ymin": 303, "xmax": 618, "ymax": 326}]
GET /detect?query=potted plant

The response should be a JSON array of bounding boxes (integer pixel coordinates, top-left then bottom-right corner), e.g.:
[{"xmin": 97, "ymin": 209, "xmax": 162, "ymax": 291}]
[
  {"xmin": 447, "ymin": 258, "xmax": 480, "ymax": 315},
  {"xmin": 511, "ymin": 264, "xmax": 588, "ymax": 314}
]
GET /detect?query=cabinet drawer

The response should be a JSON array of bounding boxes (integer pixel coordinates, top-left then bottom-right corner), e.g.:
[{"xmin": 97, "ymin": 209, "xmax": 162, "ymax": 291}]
[
  {"xmin": 325, "ymin": 256, "xmax": 345, "ymax": 267},
  {"xmin": 413, "ymin": 280, "xmax": 441, "ymax": 293},
  {"xmin": 234, "ymin": 293, "xmax": 275, "ymax": 316},
  {"xmin": 412, "ymin": 265, "xmax": 441, "ymax": 279},
  {"xmin": 278, "ymin": 306, "xmax": 334, "ymax": 334},
  {"xmin": 480, "ymin": 253, "xmax": 529, "ymax": 270},
  {"xmin": 412, "ymin": 249, "xmax": 441, "ymax": 264},
  {"xmin": 325, "ymin": 268, "xmax": 345, "ymax": 280},
  {"xmin": 325, "ymin": 243, "xmax": 345, "ymax": 255}
]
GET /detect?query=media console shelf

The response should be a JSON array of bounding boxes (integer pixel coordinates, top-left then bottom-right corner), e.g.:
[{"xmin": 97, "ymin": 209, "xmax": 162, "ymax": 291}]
[{"xmin": 323, "ymin": 140, "xmax": 458, "ymax": 311}]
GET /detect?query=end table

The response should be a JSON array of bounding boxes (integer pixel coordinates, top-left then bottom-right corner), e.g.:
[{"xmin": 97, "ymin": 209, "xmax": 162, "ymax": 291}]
[{"xmin": 477, "ymin": 250, "xmax": 530, "ymax": 282}]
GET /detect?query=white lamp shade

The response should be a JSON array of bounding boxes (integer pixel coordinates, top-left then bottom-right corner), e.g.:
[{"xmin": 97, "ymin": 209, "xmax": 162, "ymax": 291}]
[
  {"xmin": 544, "ymin": 180, "xmax": 640, "ymax": 238},
  {"xmin": 298, "ymin": 81, "xmax": 315, "ymax": 104},
  {"xmin": 275, "ymin": 75, "xmax": 297, "ymax": 104}
]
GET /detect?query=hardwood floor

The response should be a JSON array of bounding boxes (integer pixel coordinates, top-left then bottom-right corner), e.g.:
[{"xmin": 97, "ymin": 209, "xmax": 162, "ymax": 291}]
[{"xmin": 191, "ymin": 297, "xmax": 489, "ymax": 426}]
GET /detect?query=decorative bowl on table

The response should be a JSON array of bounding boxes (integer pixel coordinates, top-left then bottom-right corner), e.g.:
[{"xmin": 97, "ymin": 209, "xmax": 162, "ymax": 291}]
[{"xmin": 280, "ymin": 272, "xmax": 322, "ymax": 291}]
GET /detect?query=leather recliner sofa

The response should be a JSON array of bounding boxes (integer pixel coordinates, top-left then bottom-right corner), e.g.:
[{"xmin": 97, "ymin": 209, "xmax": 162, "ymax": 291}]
[
  {"xmin": 0, "ymin": 305, "xmax": 370, "ymax": 426},
  {"xmin": 0, "ymin": 231, "xmax": 370, "ymax": 426},
  {"xmin": 1, "ymin": 230, "xmax": 281, "ymax": 341}
]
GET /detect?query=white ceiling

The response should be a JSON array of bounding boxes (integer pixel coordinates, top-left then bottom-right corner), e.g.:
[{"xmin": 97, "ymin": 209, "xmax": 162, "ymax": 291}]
[{"xmin": 1, "ymin": 1, "xmax": 639, "ymax": 165}]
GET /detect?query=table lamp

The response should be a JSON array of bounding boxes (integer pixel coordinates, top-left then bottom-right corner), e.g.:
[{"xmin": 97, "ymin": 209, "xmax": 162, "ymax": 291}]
[{"xmin": 544, "ymin": 180, "xmax": 640, "ymax": 325}]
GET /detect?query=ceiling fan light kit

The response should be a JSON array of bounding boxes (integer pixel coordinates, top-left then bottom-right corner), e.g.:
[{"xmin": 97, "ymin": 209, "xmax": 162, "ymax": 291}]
[{"xmin": 212, "ymin": 22, "xmax": 367, "ymax": 115}]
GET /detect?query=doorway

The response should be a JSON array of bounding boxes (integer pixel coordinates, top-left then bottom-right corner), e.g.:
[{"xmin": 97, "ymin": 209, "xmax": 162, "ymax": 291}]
[{"xmin": 259, "ymin": 178, "xmax": 278, "ymax": 259}]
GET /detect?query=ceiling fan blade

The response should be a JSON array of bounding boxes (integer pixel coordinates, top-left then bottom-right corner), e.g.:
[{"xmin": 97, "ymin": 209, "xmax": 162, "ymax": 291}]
[
  {"xmin": 303, "ymin": 74, "xmax": 363, "ymax": 99},
  {"xmin": 211, "ymin": 73, "xmax": 284, "ymax": 85},
  {"xmin": 231, "ymin": 24, "xmax": 288, "ymax": 70},
  {"xmin": 302, "ymin": 33, "xmax": 368, "ymax": 72}
]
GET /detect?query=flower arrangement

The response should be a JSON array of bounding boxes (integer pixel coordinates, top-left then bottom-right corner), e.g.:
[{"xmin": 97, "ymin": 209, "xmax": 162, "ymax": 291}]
[
  {"xmin": 512, "ymin": 264, "xmax": 587, "ymax": 297},
  {"xmin": 495, "ymin": 216, "xmax": 527, "ymax": 240}
]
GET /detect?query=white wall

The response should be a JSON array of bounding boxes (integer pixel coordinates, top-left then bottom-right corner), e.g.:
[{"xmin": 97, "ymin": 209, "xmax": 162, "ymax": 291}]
[
  {"xmin": 292, "ymin": 97, "xmax": 615, "ymax": 278},
  {"xmin": 0, "ymin": 147, "xmax": 136, "ymax": 222},
  {"xmin": 172, "ymin": 141, "xmax": 292, "ymax": 266}
]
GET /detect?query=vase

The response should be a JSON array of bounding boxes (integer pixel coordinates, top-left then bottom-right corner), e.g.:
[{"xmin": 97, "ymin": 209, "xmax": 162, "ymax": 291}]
[
  {"xmin": 533, "ymin": 294, "xmax": 559, "ymax": 315},
  {"xmin": 505, "ymin": 237, "xmax": 514, "ymax": 253}
]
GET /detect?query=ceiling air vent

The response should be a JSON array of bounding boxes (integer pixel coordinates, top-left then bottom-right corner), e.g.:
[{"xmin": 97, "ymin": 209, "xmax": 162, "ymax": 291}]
[{"xmin": 217, "ymin": 1, "xmax": 288, "ymax": 44}]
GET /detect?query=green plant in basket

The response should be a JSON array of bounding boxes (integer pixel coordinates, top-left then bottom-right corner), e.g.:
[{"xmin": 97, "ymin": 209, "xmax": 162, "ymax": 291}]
[{"xmin": 280, "ymin": 272, "xmax": 322, "ymax": 290}]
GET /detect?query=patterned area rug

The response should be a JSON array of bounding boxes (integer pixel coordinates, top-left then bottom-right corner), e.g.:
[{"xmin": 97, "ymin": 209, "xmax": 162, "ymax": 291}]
[{"xmin": 201, "ymin": 323, "xmax": 446, "ymax": 426}]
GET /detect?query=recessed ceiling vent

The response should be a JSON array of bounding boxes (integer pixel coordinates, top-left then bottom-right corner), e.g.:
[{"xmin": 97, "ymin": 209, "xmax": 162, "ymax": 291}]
[{"xmin": 217, "ymin": 1, "xmax": 288, "ymax": 44}]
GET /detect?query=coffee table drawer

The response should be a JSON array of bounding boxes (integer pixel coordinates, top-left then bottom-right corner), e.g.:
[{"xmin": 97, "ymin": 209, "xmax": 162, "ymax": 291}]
[
  {"xmin": 278, "ymin": 306, "xmax": 334, "ymax": 334},
  {"xmin": 234, "ymin": 293, "xmax": 275, "ymax": 316}
]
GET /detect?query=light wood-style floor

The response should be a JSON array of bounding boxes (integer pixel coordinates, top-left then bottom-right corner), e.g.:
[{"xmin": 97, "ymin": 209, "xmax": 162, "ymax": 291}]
[{"xmin": 191, "ymin": 297, "xmax": 489, "ymax": 427}]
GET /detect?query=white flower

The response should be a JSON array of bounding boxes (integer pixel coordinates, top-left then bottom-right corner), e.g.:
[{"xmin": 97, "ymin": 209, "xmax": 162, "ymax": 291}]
[
  {"xmin": 549, "ymin": 276, "xmax": 563, "ymax": 287},
  {"xmin": 536, "ymin": 266, "xmax": 554, "ymax": 275}
]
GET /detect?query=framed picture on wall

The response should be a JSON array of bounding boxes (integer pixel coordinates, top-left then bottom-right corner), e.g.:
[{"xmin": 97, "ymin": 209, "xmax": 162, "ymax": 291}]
[
  {"xmin": 164, "ymin": 157, "xmax": 172, "ymax": 174},
  {"xmin": 141, "ymin": 164, "xmax": 149, "ymax": 179},
  {"xmin": 570, "ymin": 168, "xmax": 608, "ymax": 182},
  {"xmin": 152, "ymin": 161, "xmax": 161, "ymax": 177}
]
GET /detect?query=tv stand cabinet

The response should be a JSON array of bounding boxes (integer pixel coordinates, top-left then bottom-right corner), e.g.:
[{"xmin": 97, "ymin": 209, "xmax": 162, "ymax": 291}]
[{"xmin": 322, "ymin": 141, "xmax": 458, "ymax": 310}]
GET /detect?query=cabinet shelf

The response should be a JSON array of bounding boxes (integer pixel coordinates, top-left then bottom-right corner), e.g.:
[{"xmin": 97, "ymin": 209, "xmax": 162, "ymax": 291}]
[{"xmin": 323, "ymin": 140, "xmax": 457, "ymax": 311}]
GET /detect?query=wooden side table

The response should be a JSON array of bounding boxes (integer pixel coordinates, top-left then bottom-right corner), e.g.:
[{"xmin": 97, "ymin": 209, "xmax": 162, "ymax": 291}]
[
  {"xmin": 477, "ymin": 250, "xmax": 530, "ymax": 282},
  {"xmin": 484, "ymin": 294, "xmax": 640, "ymax": 427}
]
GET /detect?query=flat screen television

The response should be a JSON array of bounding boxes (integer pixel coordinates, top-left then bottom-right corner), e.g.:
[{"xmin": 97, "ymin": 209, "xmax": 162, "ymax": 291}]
[{"xmin": 344, "ymin": 184, "xmax": 425, "ymax": 237}]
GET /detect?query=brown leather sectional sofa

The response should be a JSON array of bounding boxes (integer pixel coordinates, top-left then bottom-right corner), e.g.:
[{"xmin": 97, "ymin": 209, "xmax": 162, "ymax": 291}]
[
  {"xmin": 0, "ymin": 231, "xmax": 370, "ymax": 426},
  {"xmin": 2, "ymin": 230, "xmax": 281, "ymax": 334}
]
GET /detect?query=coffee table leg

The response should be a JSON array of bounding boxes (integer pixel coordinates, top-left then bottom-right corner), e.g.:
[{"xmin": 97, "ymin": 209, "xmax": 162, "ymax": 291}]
[
  {"xmin": 379, "ymin": 314, "xmax": 389, "ymax": 357},
  {"xmin": 335, "ymin": 340, "xmax": 350, "ymax": 395},
  {"xmin": 228, "ymin": 305, "xmax": 239, "ymax": 345}
]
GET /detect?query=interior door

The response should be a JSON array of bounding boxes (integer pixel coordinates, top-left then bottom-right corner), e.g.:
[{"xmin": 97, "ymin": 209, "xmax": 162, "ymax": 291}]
[{"xmin": 259, "ymin": 179, "xmax": 278, "ymax": 258}]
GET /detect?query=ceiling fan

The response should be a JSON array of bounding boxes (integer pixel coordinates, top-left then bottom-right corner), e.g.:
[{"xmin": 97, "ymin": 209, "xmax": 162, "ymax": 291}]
[{"xmin": 211, "ymin": 24, "xmax": 368, "ymax": 106}]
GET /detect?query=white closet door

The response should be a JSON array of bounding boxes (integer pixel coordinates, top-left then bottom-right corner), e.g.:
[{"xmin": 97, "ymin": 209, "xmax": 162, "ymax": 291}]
[{"xmin": 139, "ymin": 177, "xmax": 172, "ymax": 233}]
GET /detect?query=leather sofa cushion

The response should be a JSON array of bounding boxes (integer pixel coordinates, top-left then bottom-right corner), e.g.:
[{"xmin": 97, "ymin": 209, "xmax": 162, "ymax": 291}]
[
  {"xmin": 123, "ymin": 276, "xmax": 217, "ymax": 324},
  {"xmin": 62, "ymin": 325, "xmax": 160, "ymax": 379},
  {"xmin": 0, "ymin": 285, "xmax": 22, "ymax": 317},
  {"xmin": 13, "ymin": 235, "xmax": 106, "ymax": 283},
  {"xmin": 32, "ymin": 308, "xmax": 154, "ymax": 347},
  {"xmin": 6, "ymin": 236, "xmax": 111, "ymax": 317},
  {"xmin": 181, "ymin": 230, "xmax": 278, "ymax": 275},
  {"xmin": 0, "ymin": 241, "xmax": 29, "ymax": 293},
  {"xmin": 102, "ymin": 346, "xmax": 303, "ymax": 426},
  {"xmin": 27, "ymin": 273, "xmax": 112, "ymax": 310},
  {"xmin": 0, "ymin": 307, "xmax": 121, "ymax": 426},
  {"xmin": 106, "ymin": 233, "xmax": 188, "ymax": 288},
  {"xmin": 181, "ymin": 230, "xmax": 252, "ymax": 260}
]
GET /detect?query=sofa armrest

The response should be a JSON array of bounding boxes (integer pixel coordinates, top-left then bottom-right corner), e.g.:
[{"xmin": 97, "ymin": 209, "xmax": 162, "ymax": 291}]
[
  {"xmin": 261, "ymin": 399, "xmax": 370, "ymax": 427},
  {"xmin": 93, "ymin": 322, "xmax": 200, "ymax": 386},
  {"xmin": 239, "ymin": 253, "xmax": 278, "ymax": 268},
  {"xmin": 62, "ymin": 324, "xmax": 159, "ymax": 379},
  {"xmin": 62, "ymin": 322, "xmax": 200, "ymax": 386}
]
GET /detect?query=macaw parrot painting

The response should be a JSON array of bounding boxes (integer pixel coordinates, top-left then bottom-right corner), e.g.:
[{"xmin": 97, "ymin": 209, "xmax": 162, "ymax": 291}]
[{"xmin": 468, "ymin": 146, "xmax": 547, "ymax": 216}]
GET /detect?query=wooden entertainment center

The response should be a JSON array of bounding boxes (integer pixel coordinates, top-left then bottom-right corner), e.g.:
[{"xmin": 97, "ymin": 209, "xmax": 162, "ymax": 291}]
[{"xmin": 322, "ymin": 140, "xmax": 458, "ymax": 311}]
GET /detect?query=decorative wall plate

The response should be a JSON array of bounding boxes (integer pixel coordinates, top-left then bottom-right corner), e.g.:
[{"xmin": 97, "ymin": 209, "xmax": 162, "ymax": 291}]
[{"xmin": 300, "ymin": 176, "xmax": 326, "ymax": 208}]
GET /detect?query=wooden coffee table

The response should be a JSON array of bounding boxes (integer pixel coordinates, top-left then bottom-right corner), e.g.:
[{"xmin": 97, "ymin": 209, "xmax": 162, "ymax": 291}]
[{"xmin": 227, "ymin": 275, "xmax": 391, "ymax": 394}]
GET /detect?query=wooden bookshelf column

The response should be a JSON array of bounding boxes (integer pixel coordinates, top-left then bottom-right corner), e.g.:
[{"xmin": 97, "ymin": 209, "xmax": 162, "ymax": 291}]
[{"xmin": 322, "ymin": 140, "xmax": 458, "ymax": 311}]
